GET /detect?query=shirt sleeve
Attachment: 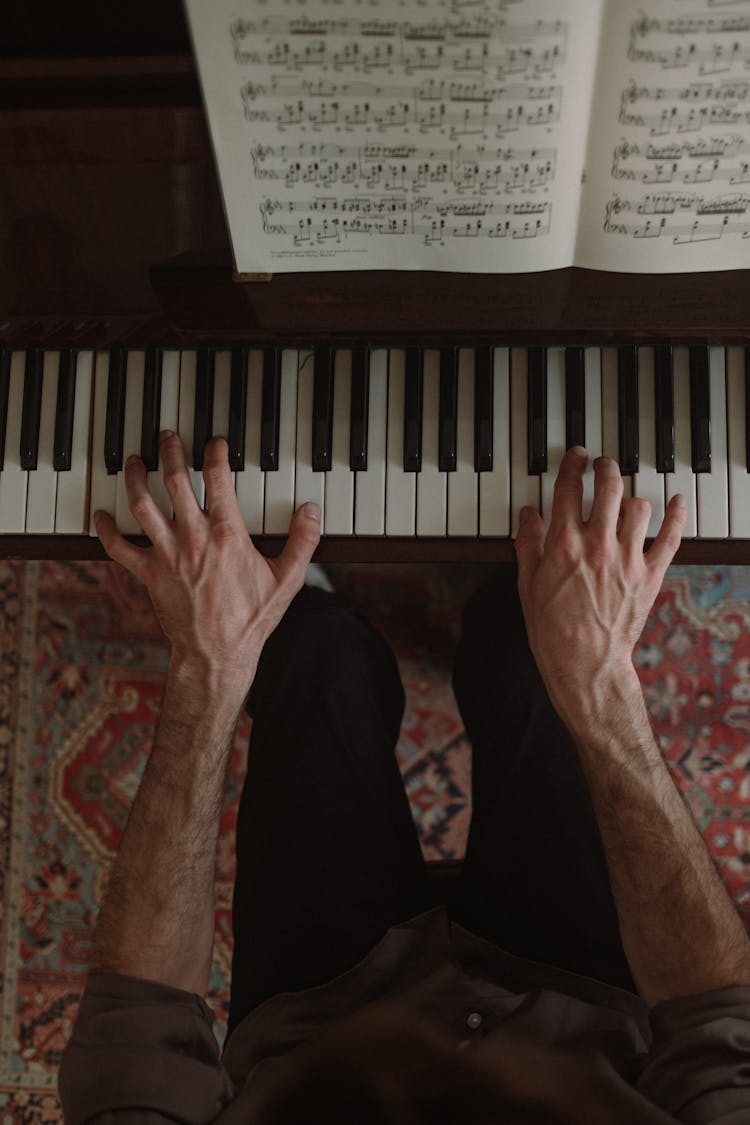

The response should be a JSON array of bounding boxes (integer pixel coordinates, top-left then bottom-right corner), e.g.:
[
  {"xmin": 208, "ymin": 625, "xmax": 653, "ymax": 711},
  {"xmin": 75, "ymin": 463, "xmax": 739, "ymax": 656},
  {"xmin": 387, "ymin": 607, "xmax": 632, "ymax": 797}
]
[
  {"xmin": 57, "ymin": 972, "xmax": 236, "ymax": 1125},
  {"xmin": 636, "ymin": 986, "xmax": 750, "ymax": 1124}
]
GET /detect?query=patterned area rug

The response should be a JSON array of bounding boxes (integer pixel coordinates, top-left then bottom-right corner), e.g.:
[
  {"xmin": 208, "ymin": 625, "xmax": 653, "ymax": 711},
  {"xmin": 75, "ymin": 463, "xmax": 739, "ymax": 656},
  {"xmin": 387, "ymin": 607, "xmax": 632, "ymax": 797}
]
[{"xmin": 2, "ymin": 559, "xmax": 750, "ymax": 1120}]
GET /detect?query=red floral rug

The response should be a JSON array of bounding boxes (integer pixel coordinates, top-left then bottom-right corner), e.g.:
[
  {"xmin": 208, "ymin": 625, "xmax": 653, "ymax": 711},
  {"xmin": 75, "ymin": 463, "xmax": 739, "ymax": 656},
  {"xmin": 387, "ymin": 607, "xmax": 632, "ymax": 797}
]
[{"xmin": 1, "ymin": 559, "xmax": 750, "ymax": 1120}]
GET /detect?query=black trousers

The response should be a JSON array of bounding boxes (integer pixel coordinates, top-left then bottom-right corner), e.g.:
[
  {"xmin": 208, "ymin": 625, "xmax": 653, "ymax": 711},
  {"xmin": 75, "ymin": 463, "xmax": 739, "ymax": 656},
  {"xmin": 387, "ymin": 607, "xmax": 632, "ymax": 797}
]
[{"xmin": 227, "ymin": 564, "xmax": 636, "ymax": 1037}]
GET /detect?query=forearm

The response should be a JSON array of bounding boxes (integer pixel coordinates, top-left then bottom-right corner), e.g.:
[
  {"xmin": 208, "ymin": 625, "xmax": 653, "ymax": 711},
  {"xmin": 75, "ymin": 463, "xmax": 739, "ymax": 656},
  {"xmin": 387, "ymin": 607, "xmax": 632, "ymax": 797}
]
[
  {"xmin": 88, "ymin": 659, "xmax": 248, "ymax": 996},
  {"xmin": 559, "ymin": 671, "xmax": 750, "ymax": 1009}
]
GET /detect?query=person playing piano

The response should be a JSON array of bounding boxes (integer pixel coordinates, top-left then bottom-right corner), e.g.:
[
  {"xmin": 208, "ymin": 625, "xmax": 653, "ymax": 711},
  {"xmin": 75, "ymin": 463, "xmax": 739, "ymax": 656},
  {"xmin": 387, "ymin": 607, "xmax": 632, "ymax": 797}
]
[{"xmin": 57, "ymin": 432, "xmax": 750, "ymax": 1123}]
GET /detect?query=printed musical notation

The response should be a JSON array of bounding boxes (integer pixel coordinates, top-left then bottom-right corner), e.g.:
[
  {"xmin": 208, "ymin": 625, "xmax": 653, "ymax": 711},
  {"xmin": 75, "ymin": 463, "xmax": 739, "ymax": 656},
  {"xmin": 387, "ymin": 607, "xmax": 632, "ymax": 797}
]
[
  {"xmin": 260, "ymin": 194, "xmax": 551, "ymax": 246},
  {"xmin": 603, "ymin": 0, "xmax": 750, "ymax": 253},
  {"xmin": 604, "ymin": 191, "xmax": 750, "ymax": 241},
  {"xmin": 220, "ymin": 1, "xmax": 572, "ymax": 262},
  {"xmin": 250, "ymin": 141, "xmax": 556, "ymax": 195}
]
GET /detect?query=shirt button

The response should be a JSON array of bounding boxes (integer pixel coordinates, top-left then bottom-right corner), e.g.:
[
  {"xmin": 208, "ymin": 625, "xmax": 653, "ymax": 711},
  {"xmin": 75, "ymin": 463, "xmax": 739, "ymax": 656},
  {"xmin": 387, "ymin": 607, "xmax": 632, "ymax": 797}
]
[{"xmin": 466, "ymin": 1011, "xmax": 483, "ymax": 1030}]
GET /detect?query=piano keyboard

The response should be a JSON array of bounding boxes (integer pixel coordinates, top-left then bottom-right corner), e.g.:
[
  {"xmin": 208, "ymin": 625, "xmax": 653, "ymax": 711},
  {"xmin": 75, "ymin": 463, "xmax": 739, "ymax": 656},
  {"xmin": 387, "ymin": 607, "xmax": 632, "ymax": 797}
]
[{"xmin": 2, "ymin": 342, "xmax": 750, "ymax": 542}]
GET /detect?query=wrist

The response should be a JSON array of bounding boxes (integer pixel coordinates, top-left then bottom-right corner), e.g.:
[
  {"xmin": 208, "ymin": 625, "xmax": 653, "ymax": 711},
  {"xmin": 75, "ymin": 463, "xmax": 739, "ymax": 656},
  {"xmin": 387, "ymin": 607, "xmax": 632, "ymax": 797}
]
[
  {"xmin": 165, "ymin": 649, "xmax": 258, "ymax": 721},
  {"xmin": 548, "ymin": 662, "xmax": 647, "ymax": 740}
]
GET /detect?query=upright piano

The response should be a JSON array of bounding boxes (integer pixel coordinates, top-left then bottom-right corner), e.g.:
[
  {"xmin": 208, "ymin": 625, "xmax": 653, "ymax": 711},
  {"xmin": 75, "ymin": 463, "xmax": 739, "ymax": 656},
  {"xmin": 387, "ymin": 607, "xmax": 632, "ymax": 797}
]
[{"xmin": 3, "ymin": 1, "xmax": 750, "ymax": 563}]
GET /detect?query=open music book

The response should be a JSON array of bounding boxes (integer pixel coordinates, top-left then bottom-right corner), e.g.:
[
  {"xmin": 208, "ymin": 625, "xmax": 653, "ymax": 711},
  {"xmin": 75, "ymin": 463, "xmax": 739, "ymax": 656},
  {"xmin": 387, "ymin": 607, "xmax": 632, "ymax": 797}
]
[{"xmin": 184, "ymin": 0, "xmax": 750, "ymax": 275}]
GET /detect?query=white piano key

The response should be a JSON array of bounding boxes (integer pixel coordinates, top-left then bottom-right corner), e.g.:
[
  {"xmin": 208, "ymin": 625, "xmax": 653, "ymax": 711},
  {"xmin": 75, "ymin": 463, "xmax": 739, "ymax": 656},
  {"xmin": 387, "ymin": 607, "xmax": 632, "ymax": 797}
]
[
  {"xmin": 236, "ymin": 349, "xmax": 265, "ymax": 535},
  {"xmin": 416, "ymin": 349, "xmax": 446, "ymax": 536},
  {"xmin": 25, "ymin": 351, "xmax": 59, "ymax": 533},
  {"xmin": 0, "ymin": 352, "xmax": 29, "ymax": 532},
  {"xmin": 354, "ymin": 348, "xmax": 387, "ymax": 536},
  {"xmin": 88, "ymin": 351, "xmax": 118, "ymax": 533},
  {"xmin": 479, "ymin": 347, "xmax": 510, "ymax": 537},
  {"xmin": 697, "ymin": 346, "xmax": 729, "ymax": 539},
  {"xmin": 116, "ymin": 351, "xmax": 145, "ymax": 536},
  {"xmin": 510, "ymin": 348, "xmax": 539, "ymax": 538},
  {"xmin": 325, "ymin": 349, "xmax": 354, "ymax": 535},
  {"xmin": 633, "ymin": 346, "xmax": 666, "ymax": 540},
  {"xmin": 448, "ymin": 349, "xmax": 477, "ymax": 536},
  {"xmin": 727, "ymin": 346, "xmax": 750, "ymax": 538},
  {"xmin": 295, "ymin": 349, "xmax": 325, "ymax": 525},
  {"xmin": 148, "ymin": 350, "xmax": 180, "ymax": 523},
  {"xmin": 582, "ymin": 348, "xmax": 602, "ymax": 522},
  {"xmin": 264, "ymin": 349, "xmax": 298, "ymax": 534},
  {"xmin": 666, "ymin": 347, "xmax": 697, "ymax": 538},
  {"xmin": 385, "ymin": 349, "xmax": 416, "ymax": 536},
  {"xmin": 541, "ymin": 347, "xmax": 565, "ymax": 524},
  {"xmin": 209, "ymin": 349, "xmax": 236, "ymax": 506},
  {"xmin": 177, "ymin": 350, "xmax": 206, "ymax": 510},
  {"xmin": 601, "ymin": 346, "xmax": 632, "ymax": 501},
  {"xmin": 56, "ymin": 350, "xmax": 93, "ymax": 533}
]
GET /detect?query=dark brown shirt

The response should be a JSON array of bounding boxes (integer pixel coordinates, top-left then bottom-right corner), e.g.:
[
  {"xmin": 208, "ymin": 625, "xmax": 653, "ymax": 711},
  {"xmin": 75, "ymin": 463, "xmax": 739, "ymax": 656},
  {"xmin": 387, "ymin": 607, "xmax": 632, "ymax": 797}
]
[{"xmin": 58, "ymin": 907, "xmax": 750, "ymax": 1123}]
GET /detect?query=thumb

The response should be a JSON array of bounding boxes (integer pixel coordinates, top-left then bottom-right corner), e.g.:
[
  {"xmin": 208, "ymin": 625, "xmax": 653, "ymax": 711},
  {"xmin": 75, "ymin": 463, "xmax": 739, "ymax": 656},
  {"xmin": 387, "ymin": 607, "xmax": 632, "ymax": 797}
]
[
  {"xmin": 514, "ymin": 506, "xmax": 544, "ymax": 596},
  {"xmin": 275, "ymin": 502, "xmax": 321, "ymax": 586}
]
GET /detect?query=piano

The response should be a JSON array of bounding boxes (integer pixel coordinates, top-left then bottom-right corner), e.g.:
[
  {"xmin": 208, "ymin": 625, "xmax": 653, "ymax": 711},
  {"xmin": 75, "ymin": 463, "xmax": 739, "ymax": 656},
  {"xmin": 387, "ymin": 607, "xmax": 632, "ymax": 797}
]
[{"xmin": 3, "ymin": 0, "xmax": 750, "ymax": 564}]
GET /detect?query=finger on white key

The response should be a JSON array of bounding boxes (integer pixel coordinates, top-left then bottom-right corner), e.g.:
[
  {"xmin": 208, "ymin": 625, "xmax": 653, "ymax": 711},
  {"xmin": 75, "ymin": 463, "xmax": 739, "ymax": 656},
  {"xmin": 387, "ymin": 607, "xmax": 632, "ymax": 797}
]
[
  {"xmin": 88, "ymin": 351, "xmax": 117, "ymax": 534},
  {"xmin": 264, "ymin": 349, "xmax": 298, "ymax": 534},
  {"xmin": 149, "ymin": 350, "xmax": 180, "ymax": 521},
  {"xmin": 236, "ymin": 349, "xmax": 265, "ymax": 536},
  {"xmin": 177, "ymin": 349, "xmax": 206, "ymax": 511},
  {"xmin": 294, "ymin": 349, "xmax": 325, "ymax": 527},
  {"xmin": 666, "ymin": 346, "xmax": 697, "ymax": 538},
  {"xmin": 115, "ymin": 351, "xmax": 145, "ymax": 536},
  {"xmin": 633, "ymin": 346, "xmax": 666, "ymax": 540}
]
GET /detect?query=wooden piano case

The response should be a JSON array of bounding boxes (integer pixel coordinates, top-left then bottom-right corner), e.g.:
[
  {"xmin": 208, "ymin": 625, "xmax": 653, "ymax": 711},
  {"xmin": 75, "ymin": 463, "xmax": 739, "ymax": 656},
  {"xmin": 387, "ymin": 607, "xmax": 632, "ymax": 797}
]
[{"xmin": 2, "ymin": 0, "xmax": 750, "ymax": 562}]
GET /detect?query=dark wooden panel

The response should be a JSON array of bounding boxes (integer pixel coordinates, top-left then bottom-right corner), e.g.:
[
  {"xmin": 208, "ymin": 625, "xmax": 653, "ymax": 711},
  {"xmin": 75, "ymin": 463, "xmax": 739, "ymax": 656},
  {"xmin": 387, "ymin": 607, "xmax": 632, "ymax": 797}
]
[{"xmin": 1, "ymin": 535, "xmax": 749, "ymax": 564}]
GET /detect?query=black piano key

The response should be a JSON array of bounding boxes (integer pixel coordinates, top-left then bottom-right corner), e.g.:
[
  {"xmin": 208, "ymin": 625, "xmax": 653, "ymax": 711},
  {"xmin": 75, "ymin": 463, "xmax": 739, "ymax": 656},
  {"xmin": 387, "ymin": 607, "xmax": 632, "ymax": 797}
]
[
  {"xmin": 617, "ymin": 345, "xmax": 639, "ymax": 474},
  {"xmin": 745, "ymin": 347, "xmax": 750, "ymax": 473},
  {"xmin": 312, "ymin": 345, "xmax": 335, "ymax": 472},
  {"xmin": 349, "ymin": 346, "xmax": 369, "ymax": 471},
  {"xmin": 654, "ymin": 345, "xmax": 675, "ymax": 473},
  {"xmin": 193, "ymin": 348, "xmax": 214, "ymax": 472},
  {"xmin": 527, "ymin": 346, "xmax": 547, "ymax": 475},
  {"xmin": 104, "ymin": 346, "xmax": 127, "ymax": 473},
  {"xmin": 20, "ymin": 348, "xmax": 44, "ymax": 470},
  {"xmin": 228, "ymin": 347, "xmax": 247, "ymax": 471},
  {"xmin": 474, "ymin": 347, "xmax": 493, "ymax": 472},
  {"xmin": 565, "ymin": 346, "xmax": 585, "ymax": 450},
  {"xmin": 261, "ymin": 349, "xmax": 281, "ymax": 471},
  {"xmin": 53, "ymin": 348, "xmax": 76, "ymax": 471},
  {"xmin": 140, "ymin": 348, "xmax": 162, "ymax": 472},
  {"xmin": 0, "ymin": 347, "xmax": 11, "ymax": 471},
  {"xmin": 403, "ymin": 347, "xmax": 423, "ymax": 473},
  {"xmin": 689, "ymin": 345, "xmax": 711, "ymax": 474},
  {"xmin": 438, "ymin": 347, "xmax": 458, "ymax": 472}
]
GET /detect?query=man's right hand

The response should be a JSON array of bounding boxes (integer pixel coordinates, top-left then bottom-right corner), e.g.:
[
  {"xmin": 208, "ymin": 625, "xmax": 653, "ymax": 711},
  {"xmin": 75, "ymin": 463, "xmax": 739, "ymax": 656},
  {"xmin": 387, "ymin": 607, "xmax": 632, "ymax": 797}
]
[{"xmin": 514, "ymin": 446, "xmax": 687, "ymax": 723}]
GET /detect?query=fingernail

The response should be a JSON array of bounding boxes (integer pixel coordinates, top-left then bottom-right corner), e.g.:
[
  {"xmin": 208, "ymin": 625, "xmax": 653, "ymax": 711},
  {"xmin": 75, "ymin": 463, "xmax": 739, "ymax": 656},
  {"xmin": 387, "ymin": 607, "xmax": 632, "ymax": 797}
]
[
  {"xmin": 304, "ymin": 502, "xmax": 321, "ymax": 521},
  {"xmin": 159, "ymin": 430, "xmax": 175, "ymax": 441},
  {"xmin": 570, "ymin": 445, "xmax": 587, "ymax": 458},
  {"xmin": 125, "ymin": 454, "xmax": 139, "ymax": 467},
  {"xmin": 519, "ymin": 507, "xmax": 530, "ymax": 525},
  {"xmin": 675, "ymin": 494, "xmax": 687, "ymax": 508}
]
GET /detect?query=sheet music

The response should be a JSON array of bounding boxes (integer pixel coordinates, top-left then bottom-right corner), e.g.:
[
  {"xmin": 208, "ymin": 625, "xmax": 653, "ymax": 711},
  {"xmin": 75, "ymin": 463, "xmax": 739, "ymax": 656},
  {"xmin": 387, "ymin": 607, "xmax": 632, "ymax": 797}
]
[
  {"xmin": 185, "ymin": 0, "xmax": 603, "ymax": 273},
  {"xmin": 576, "ymin": 0, "xmax": 750, "ymax": 272}
]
